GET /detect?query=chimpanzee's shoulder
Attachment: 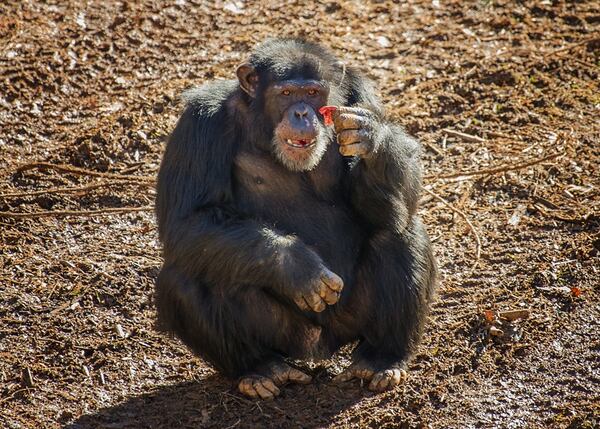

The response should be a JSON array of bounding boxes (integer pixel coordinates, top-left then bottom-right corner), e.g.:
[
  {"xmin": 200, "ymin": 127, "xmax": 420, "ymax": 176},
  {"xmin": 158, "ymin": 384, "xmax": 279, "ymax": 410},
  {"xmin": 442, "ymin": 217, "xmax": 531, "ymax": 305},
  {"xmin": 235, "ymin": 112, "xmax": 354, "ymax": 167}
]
[
  {"xmin": 182, "ymin": 80, "xmax": 239, "ymax": 117},
  {"xmin": 342, "ymin": 68, "xmax": 384, "ymax": 115}
]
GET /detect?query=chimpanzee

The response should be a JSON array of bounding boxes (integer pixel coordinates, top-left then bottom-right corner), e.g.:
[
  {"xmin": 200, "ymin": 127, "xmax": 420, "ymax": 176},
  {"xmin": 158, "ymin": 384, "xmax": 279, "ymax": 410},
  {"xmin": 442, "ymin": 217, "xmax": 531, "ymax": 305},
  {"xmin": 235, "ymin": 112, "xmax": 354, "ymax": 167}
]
[{"xmin": 155, "ymin": 38, "xmax": 437, "ymax": 399}]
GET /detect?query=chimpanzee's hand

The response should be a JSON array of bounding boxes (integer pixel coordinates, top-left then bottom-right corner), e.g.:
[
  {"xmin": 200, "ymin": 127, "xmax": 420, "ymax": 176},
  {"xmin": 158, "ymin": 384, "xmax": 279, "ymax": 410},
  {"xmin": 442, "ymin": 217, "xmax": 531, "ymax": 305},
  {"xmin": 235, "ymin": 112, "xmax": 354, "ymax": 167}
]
[
  {"xmin": 292, "ymin": 266, "xmax": 344, "ymax": 313},
  {"xmin": 332, "ymin": 107, "xmax": 379, "ymax": 157}
]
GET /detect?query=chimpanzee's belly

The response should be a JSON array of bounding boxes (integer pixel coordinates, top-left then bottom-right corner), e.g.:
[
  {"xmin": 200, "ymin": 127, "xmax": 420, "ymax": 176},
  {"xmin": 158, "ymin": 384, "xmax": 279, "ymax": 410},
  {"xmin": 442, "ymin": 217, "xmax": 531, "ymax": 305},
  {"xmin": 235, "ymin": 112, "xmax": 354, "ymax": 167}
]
[{"xmin": 233, "ymin": 151, "xmax": 364, "ymax": 282}]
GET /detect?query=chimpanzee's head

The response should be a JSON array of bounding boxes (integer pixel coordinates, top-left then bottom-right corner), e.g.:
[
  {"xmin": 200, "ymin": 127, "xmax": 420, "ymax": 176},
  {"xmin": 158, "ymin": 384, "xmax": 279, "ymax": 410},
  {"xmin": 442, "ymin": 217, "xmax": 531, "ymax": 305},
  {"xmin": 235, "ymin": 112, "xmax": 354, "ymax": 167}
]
[{"xmin": 237, "ymin": 39, "xmax": 345, "ymax": 172}]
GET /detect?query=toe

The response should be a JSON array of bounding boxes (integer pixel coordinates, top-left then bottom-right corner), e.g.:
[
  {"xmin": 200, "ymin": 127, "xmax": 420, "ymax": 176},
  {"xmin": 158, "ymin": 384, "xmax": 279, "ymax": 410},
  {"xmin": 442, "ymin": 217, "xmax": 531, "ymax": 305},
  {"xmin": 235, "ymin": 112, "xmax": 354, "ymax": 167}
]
[
  {"xmin": 356, "ymin": 368, "xmax": 375, "ymax": 380},
  {"xmin": 269, "ymin": 363, "xmax": 288, "ymax": 385},
  {"xmin": 333, "ymin": 370, "xmax": 355, "ymax": 383},
  {"xmin": 288, "ymin": 368, "xmax": 312, "ymax": 384},
  {"xmin": 253, "ymin": 378, "xmax": 276, "ymax": 399},
  {"xmin": 368, "ymin": 370, "xmax": 391, "ymax": 392},
  {"xmin": 334, "ymin": 364, "xmax": 375, "ymax": 384},
  {"xmin": 394, "ymin": 369, "xmax": 408, "ymax": 385},
  {"xmin": 368, "ymin": 369, "xmax": 407, "ymax": 392},
  {"xmin": 368, "ymin": 372, "xmax": 384, "ymax": 391},
  {"xmin": 239, "ymin": 376, "xmax": 281, "ymax": 399},
  {"xmin": 262, "ymin": 378, "xmax": 281, "ymax": 396},
  {"xmin": 270, "ymin": 363, "xmax": 312, "ymax": 386},
  {"xmin": 238, "ymin": 378, "xmax": 259, "ymax": 398}
]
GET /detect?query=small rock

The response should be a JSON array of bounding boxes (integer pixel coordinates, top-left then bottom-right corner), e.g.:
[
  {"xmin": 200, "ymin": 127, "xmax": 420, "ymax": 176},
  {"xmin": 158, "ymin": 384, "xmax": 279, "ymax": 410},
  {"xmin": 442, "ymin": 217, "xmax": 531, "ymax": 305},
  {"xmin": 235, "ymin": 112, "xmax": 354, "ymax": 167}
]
[
  {"xmin": 376, "ymin": 36, "xmax": 391, "ymax": 48},
  {"xmin": 489, "ymin": 326, "xmax": 504, "ymax": 337},
  {"xmin": 152, "ymin": 102, "xmax": 164, "ymax": 114}
]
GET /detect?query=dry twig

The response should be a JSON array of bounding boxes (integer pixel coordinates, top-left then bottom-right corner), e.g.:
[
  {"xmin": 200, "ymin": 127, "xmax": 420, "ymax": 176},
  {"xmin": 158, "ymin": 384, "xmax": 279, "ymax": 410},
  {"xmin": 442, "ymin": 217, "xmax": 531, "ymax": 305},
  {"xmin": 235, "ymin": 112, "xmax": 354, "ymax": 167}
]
[
  {"xmin": 544, "ymin": 37, "xmax": 600, "ymax": 57},
  {"xmin": 423, "ymin": 187, "xmax": 482, "ymax": 259},
  {"xmin": 530, "ymin": 204, "xmax": 597, "ymax": 225},
  {"xmin": 426, "ymin": 152, "xmax": 563, "ymax": 181},
  {"xmin": 0, "ymin": 388, "xmax": 30, "ymax": 405},
  {"xmin": 0, "ymin": 182, "xmax": 151, "ymax": 199},
  {"xmin": 442, "ymin": 128, "xmax": 485, "ymax": 143},
  {"xmin": 0, "ymin": 206, "xmax": 154, "ymax": 219},
  {"xmin": 424, "ymin": 141, "xmax": 444, "ymax": 157},
  {"xmin": 16, "ymin": 162, "xmax": 155, "ymax": 183}
]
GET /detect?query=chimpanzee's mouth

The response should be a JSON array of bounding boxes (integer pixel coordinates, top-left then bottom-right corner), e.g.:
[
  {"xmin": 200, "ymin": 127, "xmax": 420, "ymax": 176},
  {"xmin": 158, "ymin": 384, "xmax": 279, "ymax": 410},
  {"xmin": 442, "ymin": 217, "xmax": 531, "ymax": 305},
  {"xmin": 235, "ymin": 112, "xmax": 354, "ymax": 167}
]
[{"xmin": 285, "ymin": 138, "xmax": 316, "ymax": 148}]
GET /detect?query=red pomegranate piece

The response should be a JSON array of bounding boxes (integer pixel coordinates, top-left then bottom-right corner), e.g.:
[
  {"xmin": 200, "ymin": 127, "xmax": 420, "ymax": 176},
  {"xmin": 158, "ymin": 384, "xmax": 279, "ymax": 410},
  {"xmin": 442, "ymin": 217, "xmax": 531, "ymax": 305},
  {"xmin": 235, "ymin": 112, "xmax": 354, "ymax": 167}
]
[{"xmin": 318, "ymin": 105, "xmax": 337, "ymax": 126}]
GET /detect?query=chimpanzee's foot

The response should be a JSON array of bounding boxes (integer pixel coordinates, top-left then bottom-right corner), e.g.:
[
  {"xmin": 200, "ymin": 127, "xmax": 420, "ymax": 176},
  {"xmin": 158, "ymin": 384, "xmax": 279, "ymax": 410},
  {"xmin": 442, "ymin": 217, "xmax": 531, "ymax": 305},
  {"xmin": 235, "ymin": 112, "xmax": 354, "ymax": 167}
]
[
  {"xmin": 333, "ymin": 359, "xmax": 407, "ymax": 392},
  {"xmin": 368, "ymin": 366, "xmax": 407, "ymax": 392},
  {"xmin": 238, "ymin": 361, "xmax": 312, "ymax": 399},
  {"xmin": 238, "ymin": 375, "xmax": 280, "ymax": 399}
]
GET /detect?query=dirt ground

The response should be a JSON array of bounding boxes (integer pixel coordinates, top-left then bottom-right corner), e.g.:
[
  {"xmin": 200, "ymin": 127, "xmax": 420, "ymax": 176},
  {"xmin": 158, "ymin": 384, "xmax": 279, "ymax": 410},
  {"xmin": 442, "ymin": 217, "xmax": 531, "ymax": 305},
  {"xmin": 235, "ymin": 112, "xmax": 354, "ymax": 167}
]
[{"xmin": 1, "ymin": 1, "xmax": 599, "ymax": 428}]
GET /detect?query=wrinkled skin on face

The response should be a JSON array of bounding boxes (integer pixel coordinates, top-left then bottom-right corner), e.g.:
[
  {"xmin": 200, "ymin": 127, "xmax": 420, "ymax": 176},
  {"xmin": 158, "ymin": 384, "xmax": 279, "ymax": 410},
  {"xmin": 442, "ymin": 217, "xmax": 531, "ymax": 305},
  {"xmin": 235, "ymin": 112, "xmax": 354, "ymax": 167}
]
[
  {"xmin": 267, "ymin": 80, "xmax": 331, "ymax": 171},
  {"xmin": 237, "ymin": 64, "xmax": 333, "ymax": 171}
]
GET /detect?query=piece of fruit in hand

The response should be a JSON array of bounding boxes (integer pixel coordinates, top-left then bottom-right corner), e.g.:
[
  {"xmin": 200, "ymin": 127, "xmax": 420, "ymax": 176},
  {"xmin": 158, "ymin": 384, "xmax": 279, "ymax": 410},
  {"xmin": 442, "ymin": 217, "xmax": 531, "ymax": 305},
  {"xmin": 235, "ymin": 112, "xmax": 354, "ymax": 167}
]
[{"xmin": 318, "ymin": 106, "xmax": 337, "ymax": 126}]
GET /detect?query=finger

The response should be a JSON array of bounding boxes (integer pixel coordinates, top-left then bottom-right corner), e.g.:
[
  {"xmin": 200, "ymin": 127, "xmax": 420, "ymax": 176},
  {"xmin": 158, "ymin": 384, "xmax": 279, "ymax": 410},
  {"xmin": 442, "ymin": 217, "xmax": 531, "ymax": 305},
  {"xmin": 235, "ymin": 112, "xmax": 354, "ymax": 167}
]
[
  {"xmin": 337, "ymin": 129, "xmax": 369, "ymax": 146},
  {"xmin": 288, "ymin": 368, "xmax": 312, "ymax": 384},
  {"xmin": 319, "ymin": 287, "xmax": 339, "ymax": 305},
  {"xmin": 333, "ymin": 113, "xmax": 369, "ymax": 133},
  {"xmin": 306, "ymin": 290, "xmax": 321, "ymax": 306},
  {"xmin": 301, "ymin": 296, "xmax": 315, "ymax": 312},
  {"xmin": 318, "ymin": 285, "xmax": 340, "ymax": 305},
  {"xmin": 334, "ymin": 106, "xmax": 374, "ymax": 118},
  {"xmin": 305, "ymin": 291, "xmax": 326, "ymax": 312},
  {"xmin": 294, "ymin": 296, "xmax": 309, "ymax": 311},
  {"xmin": 339, "ymin": 143, "xmax": 370, "ymax": 157},
  {"xmin": 310, "ymin": 295, "xmax": 327, "ymax": 312},
  {"xmin": 253, "ymin": 379, "xmax": 275, "ymax": 400},
  {"xmin": 320, "ymin": 268, "xmax": 344, "ymax": 292}
]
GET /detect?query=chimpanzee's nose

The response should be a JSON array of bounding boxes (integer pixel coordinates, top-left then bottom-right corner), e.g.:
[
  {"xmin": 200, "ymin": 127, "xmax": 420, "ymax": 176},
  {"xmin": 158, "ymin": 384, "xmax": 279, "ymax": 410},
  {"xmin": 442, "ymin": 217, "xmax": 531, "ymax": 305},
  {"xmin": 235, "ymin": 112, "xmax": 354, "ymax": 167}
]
[
  {"xmin": 287, "ymin": 103, "xmax": 317, "ymax": 136},
  {"xmin": 294, "ymin": 106, "xmax": 309, "ymax": 119}
]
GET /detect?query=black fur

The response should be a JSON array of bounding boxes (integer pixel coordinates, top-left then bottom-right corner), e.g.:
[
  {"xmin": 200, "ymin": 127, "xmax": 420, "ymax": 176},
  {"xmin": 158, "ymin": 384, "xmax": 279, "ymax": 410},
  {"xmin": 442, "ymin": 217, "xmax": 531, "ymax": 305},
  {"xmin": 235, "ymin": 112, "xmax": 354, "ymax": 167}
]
[{"xmin": 155, "ymin": 38, "xmax": 437, "ymax": 377}]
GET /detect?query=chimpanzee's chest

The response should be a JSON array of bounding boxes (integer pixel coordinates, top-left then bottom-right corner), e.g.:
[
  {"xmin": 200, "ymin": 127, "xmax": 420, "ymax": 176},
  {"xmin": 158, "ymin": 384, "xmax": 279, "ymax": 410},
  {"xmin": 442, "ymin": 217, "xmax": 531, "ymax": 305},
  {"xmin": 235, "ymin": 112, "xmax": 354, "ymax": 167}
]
[{"xmin": 232, "ymin": 147, "xmax": 364, "ymax": 275}]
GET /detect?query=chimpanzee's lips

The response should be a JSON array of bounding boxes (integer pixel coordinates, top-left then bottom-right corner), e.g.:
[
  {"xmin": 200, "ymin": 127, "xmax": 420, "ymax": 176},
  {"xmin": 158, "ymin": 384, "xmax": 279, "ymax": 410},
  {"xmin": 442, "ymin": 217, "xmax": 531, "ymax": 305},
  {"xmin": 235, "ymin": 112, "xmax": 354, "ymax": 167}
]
[{"xmin": 285, "ymin": 138, "xmax": 316, "ymax": 148}]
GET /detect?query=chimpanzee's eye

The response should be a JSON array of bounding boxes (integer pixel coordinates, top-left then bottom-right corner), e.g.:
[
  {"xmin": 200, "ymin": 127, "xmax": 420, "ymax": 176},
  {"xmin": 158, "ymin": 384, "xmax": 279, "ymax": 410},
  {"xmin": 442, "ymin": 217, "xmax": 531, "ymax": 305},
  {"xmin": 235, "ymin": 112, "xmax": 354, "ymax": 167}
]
[
  {"xmin": 281, "ymin": 89, "xmax": 291, "ymax": 96},
  {"xmin": 307, "ymin": 89, "xmax": 318, "ymax": 96}
]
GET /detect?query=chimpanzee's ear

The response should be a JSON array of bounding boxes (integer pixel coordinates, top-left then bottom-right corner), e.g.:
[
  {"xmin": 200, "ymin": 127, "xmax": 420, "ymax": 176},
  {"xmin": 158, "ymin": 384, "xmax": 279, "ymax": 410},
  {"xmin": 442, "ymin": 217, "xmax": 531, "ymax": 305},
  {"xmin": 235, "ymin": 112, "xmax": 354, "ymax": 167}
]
[{"xmin": 236, "ymin": 63, "xmax": 259, "ymax": 98}]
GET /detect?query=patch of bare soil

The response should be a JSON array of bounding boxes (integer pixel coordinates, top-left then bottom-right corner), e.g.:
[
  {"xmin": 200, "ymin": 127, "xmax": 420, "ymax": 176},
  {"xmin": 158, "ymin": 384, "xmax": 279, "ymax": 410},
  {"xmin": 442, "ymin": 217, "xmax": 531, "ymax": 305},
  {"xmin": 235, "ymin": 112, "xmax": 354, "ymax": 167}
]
[{"xmin": 1, "ymin": 1, "xmax": 598, "ymax": 428}]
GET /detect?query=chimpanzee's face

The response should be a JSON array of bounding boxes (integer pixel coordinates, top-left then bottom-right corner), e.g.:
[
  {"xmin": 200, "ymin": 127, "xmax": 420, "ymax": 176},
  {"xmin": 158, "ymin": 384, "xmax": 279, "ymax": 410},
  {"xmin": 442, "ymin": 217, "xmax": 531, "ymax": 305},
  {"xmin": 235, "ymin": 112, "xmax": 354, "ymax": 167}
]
[
  {"xmin": 265, "ymin": 79, "xmax": 331, "ymax": 172},
  {"xmin": 236, "ymin": 63, "xmax": 333, "ymax": 172}
]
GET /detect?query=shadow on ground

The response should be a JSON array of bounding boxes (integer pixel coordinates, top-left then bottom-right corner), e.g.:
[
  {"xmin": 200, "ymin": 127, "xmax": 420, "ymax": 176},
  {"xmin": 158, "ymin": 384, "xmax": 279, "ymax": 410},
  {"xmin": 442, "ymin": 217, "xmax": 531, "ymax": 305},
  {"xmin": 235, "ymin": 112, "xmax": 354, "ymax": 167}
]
[{"xmin": 66, "ymin": 373, "xmax": 366, "ymax": 428}]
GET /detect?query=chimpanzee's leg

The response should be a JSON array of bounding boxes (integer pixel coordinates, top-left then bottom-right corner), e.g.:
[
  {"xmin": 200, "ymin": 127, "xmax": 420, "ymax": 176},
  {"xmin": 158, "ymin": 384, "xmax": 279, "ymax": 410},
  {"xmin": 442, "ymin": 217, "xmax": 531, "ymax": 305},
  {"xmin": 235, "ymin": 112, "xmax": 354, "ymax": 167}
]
[
  {"xmin": 333, "ymin": 218, "xmax": 437, "ymax": 391},
  {"xmin": 156, "ymin": 266, "xmax": 321, "ymax": 398}
]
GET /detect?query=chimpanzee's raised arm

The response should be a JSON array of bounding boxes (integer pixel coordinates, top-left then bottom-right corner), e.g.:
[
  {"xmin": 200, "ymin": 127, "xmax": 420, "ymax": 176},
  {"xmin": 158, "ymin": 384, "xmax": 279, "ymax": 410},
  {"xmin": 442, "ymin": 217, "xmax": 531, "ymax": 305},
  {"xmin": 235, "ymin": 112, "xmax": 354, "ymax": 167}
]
[
  {"xmin": 335, "ymin": 71, "xmax": 422, "ymax": 234},
  {"xmin": 156, "ymin": 82, "xmax": 342, "ymax": 313},
  {"xmin": 349, "ymin": 123, "xmax": 422, "ymax": 234}
]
